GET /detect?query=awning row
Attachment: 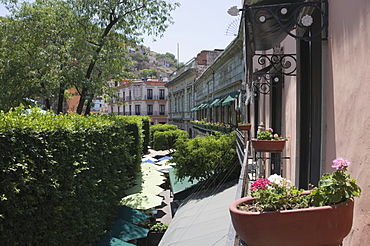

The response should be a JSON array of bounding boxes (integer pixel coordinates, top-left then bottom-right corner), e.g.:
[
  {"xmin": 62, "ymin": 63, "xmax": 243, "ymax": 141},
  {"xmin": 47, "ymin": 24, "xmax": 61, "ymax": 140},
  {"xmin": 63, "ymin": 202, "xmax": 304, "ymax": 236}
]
[{"xmin": 191, "ymin": 91, "xmax": 240, "ymax": 111}]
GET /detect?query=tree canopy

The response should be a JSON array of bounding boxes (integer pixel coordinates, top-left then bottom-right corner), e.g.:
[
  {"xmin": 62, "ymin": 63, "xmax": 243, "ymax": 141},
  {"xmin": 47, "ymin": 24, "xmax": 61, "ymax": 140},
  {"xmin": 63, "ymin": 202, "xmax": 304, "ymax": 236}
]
[{"xmin": 0, "ymin": 0, "xmax": 179, "ymax": 113}]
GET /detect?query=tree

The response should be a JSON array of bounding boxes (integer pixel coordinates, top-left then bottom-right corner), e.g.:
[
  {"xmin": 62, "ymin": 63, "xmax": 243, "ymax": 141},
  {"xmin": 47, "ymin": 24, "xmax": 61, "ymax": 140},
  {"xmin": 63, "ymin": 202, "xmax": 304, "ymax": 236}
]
[
  {"xmin": 139, "ymin": 69, "xmax": 157, "ymax": 78},
  {"xmin": 0, "ymin": 0, "xmax": 179, "ymax": 114},
  {"xmin": 156, "ymin": 52, "xmax": 178, "ymax": 67},
  {"xmin": 69, "ymin": 0, "xmax": 179, "ymax": 114}
]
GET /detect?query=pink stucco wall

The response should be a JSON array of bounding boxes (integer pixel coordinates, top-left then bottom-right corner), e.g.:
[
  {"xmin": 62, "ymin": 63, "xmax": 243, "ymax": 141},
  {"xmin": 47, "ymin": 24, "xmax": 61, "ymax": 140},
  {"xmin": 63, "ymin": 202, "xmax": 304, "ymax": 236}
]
[{"xmin": 325, "ymin": 0, "xmax": 370, "ymax": 244}]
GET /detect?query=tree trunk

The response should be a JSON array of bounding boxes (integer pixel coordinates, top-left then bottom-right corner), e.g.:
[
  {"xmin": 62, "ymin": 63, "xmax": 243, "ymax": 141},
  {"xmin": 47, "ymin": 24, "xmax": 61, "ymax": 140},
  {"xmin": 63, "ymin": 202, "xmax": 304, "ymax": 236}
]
[
  {"xmin": 57, "ymin": 82, "xmax": 65, "ymax": 113},
  {"xmin": 76, "ymin": 16, "xmax": 118, "ymax": 115},
  {"xmin": 85, "ymin": 93, "xmax": 94, "ymax": 115}
]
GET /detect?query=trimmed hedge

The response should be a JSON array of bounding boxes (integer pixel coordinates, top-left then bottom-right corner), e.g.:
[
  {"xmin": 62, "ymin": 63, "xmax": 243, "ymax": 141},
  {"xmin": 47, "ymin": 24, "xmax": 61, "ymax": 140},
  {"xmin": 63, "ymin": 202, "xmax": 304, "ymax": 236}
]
[
  {"xmin": 173, "ymin": 132, "xmax": 240, "ymax": 183},
  {"xmin": 0, "ymin": 107, "xmax": 148, "ymax": 245},
  {"xmin": 152, "ymin": 129, "xmax": 188, "ymax": 151},
  {"xmin": 149, "ymin": 124, "xmax": 178, "ymax": 145}
]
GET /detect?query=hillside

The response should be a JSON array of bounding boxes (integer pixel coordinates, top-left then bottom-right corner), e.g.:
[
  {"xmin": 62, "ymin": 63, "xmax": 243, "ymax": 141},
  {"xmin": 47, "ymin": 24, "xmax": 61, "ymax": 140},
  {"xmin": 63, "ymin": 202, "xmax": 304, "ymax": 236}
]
[{"xmin": 127, "ymin": 47, "xmax": 179, "ymax": 81}]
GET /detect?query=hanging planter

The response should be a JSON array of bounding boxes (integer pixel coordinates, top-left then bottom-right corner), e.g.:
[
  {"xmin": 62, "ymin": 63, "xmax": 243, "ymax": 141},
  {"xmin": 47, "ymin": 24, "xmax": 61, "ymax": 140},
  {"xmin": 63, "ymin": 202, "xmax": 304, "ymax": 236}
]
[
  {"xmin": 251, "ymin": 128, "xmax": 288, "ymax": 152},
  {"xmin": 229, "ymin": 197, "xmax": 354, "ymax": 246},
  {"xmin": 251, "ymin": 139, "xmax": 286, "ymax": 152},
  {"xmin": 237, "ymin": 124, "xmax": 251, "ymax": 131}
]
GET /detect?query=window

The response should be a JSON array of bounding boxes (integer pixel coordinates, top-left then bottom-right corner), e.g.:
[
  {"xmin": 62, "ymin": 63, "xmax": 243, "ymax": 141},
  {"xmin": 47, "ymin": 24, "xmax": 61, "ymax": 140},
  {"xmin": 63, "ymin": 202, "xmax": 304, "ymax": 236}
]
[
  {"xmin": 129, "ymin": 105, "xmax": 132, "ymax": 115},
  {"xmin": 147, "ymin": 105, "xmax": 153, "ymax": 115},
  {"xmin": 159, "ymin": 89, "xmax": 165, "ymax": 100},
  {"xmin": 160, "ymin": 105, "xmax": 165, "ymax": 115},
  {"xmin": 135, "ymin": 105, "xmax": 141, "ymax": 115},
  {"xmin": 147, "ymin": 89, "xmax": 153, "ymax": 100}
]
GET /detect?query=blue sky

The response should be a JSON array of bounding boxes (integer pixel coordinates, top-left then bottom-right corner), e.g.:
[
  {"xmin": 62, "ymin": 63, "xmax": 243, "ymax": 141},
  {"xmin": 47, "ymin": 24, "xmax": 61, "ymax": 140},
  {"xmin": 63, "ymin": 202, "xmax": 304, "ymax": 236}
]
[{"xmin": 0, "ymin": 0, "xmax": 242, "ymax": 63}]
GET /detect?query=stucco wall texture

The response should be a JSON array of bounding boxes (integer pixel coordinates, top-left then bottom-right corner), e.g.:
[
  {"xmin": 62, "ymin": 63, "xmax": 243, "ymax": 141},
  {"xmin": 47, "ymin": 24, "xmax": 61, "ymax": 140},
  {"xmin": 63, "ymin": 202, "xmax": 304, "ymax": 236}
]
[{"xmin": 325, "ymin": 0, "xmax": 370, "ymax": 244}]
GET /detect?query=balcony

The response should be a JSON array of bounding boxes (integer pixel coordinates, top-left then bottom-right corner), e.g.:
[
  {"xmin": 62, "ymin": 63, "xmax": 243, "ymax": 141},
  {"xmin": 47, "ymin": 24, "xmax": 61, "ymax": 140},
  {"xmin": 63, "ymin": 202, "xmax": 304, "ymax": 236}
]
[
  {"xmin": 144, "ymin": 95, "xmax": 168, "ymax": 100},
  {"xmin": 120, "ymin": 111, "xmax": 166, "ymax": 116},
  {"xmin": 191, "ymin": 121, "xmax": 236, "ymax": 134}
]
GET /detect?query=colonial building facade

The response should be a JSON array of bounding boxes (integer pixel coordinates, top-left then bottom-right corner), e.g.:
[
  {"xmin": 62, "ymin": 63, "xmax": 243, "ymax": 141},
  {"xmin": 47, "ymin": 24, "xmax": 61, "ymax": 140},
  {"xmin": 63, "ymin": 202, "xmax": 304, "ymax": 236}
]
[
  {"xmin": 166, "ymin": 50, "xmax": 223, "ymax": 135},
  {"xmin": 108, "ymin": 79, "xmax": 168, "ymax": 124},
  {"xmin": 166, "ymin": 0, "xmax": 370, "ymax": 244}
]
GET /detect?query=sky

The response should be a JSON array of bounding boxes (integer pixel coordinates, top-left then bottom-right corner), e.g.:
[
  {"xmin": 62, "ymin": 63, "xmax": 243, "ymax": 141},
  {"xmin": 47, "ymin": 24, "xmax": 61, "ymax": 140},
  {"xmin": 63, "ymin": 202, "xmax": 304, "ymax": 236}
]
[{"xmin": 0, "ymin": 0, "xmax": 242, "ymax": 63}]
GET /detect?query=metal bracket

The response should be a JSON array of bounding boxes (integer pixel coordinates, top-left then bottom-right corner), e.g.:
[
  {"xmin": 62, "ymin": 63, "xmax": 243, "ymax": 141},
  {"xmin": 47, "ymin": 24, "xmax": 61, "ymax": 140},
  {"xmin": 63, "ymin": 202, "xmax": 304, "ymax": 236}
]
[
  {"xmin": 252, "ymin": 53, "xmax": 296, "ymax": 95},
  {"xmin": 248, "ymin": 0, "xmax": 328, "ymax": 41}
]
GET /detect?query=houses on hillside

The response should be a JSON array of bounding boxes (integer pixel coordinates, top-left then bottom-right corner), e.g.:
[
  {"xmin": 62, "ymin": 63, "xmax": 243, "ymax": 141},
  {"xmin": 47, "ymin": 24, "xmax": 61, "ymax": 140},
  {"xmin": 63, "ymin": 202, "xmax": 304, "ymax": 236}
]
[{"xmin": 164, "ymin": 0, "xmax": 370, "ymax": 245}]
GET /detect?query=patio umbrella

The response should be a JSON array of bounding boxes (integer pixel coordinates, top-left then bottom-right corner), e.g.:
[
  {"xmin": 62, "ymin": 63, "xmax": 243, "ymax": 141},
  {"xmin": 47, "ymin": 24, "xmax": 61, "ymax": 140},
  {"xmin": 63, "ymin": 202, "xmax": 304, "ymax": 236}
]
[
  {"xmin": 124, "ymin": 184, "xmax": 164, "ymax": 196},
  {"xmin": 134, "ymin": 173, "xmax": 165, "ymax": 187},
  {"xmin": 140, "ymin": 162, "xmax": 159, "ymax": 171},
  {"xmin": 158, "ymin": 156, "xmax": 173, "ymax": 162},
  {"xmin": 141, "ymin": 159, "xmax": 156, "ymax": 164},
  {"xmin": 156, "ymin": 159, "xmax": 170, "ymax": 166},
  {"xmin": 117, "ymin": 205, "xmax": 150, "ymax": 223},
  {"xmin": 157, "ymin": 165, "xmax": 172, "ymax": 174},
  {"xmin": 121, "ymin": 193, "xmax": 163, "ymax": 210},
  {"xmin": 108, "ymin": 219, "xmax": 149, "ymax": 241},
  {"xmin": 142, "ymin": 157, "xmax": 158, "ymax": 162},
  {"xmin": 97, "ymin": 237, "xmax": 136, "ymax": 246}
]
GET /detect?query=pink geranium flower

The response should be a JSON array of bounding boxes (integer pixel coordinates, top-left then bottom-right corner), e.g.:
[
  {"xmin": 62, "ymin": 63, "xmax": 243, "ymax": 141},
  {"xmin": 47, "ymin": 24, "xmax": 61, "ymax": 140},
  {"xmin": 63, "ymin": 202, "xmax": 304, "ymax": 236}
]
[
  {"xmin": 251, "ymin": 178, "xmax": 272, "ymax": 191},
  {"xmin": 331, "ymin": 157, "xmax": 351, "ymax": 170}
]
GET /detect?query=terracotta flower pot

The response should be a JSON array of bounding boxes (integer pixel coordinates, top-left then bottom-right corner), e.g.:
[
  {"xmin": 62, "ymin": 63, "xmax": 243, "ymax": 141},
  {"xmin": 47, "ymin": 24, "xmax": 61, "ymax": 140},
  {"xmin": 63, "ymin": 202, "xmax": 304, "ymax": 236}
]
[
  {"xmin": 238, "ymin": 124, "xmax": 251, "ymax": 131},
  {"xmin": 229, "ymin": 197, "xmax": 354, "ymax": 246},
  {"xmin": 251, "ymin": 139, "xmax": 286, "ymax": 152}
]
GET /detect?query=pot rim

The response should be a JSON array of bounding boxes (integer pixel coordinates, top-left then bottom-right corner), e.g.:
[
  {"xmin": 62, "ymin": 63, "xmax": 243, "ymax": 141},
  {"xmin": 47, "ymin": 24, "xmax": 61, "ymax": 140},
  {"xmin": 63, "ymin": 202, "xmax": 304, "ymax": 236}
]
[
  {"xmin": 251, "ymin": 139, "xmax": 286, "ymax": 142},
  {"xmin": 229, "ymin": 196, "xmax": 354, "ymax": 215}
]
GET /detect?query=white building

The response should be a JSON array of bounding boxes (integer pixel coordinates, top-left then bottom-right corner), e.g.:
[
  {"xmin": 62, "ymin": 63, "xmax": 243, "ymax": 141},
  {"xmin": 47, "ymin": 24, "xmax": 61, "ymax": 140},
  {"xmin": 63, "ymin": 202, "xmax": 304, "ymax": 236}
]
[{"xmin": 108, "ymin": 79, "xmax": 168, "ymax": 124}]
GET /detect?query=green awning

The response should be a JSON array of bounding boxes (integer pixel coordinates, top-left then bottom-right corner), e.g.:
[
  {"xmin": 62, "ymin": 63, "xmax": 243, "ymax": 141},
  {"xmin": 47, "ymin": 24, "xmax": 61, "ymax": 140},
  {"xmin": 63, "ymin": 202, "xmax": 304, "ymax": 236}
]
[
  {"xmin": 199, "ymin": 103, "xmax": 208, "ymax": 110},
  {"xmin": 191, "ymin": 105, "xmax": 201, "ymax": 112},
  {"xmin": 108, "ymin": 219, "xmax": 149, "ymax": 242},
  {"xmin": 117, "ymin": 205, "xmax": 150, "ymax": 224},
  {"xmin": 208, "ymin": 98, "xmax": 221, "ymax": 108},
  {"xmin": 97, "ymin": 237, "xmax": 136, "ymax": 246},
  {"xmin": 221, "ymin": 91, "xmax": 240, "ymax": 106},
  {"xmin": 169, "ymin": 167, "xmax": 199, "ymax": 200}
]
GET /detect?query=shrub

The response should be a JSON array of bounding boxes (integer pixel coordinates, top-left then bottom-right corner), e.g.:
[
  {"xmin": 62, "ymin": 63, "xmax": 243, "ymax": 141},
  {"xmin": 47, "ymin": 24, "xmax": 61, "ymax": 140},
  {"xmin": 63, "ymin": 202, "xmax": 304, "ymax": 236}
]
[
  {"xmin": 173, "ymin": 132, "xmax": 239, "ymax": 183},
  {"xmin": 152, "ymin": 129, "xmax": 188, "ymax": 151},
  {"xmin": 150, "ymin": 124, "xmax": 178, "ymax": 145},
  {"xmin": 0, "ymin": 106, "xmax": 145, "ymax": 245}
]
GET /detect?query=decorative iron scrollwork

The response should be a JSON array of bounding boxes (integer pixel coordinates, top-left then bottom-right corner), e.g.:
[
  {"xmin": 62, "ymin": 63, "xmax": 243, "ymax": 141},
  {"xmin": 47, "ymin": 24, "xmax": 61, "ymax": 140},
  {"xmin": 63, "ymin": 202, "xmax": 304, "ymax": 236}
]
[
  {"xmin": 252, "ymin": 53, "xmax": 296, "ymax": 95},
  {"xmin": 253, "ymin": 73, "xmax": 283, "ymax": 95},
  {"xmin": 248, "ymin": 0, "xmax": 328, "ymax": 41},
  {"xmin": 256, "ymin": 53, "xmax": 297, "ymax": 76}
]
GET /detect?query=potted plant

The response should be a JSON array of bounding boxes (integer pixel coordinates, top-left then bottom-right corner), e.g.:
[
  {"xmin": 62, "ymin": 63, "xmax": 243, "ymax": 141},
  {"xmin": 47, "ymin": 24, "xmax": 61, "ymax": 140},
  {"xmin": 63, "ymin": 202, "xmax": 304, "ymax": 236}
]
[
  {"xmin": 251, "ymin": 128, "xmax": 288, "ymax": 152},
  {"xmin": 146, "ymin": 223, "xmax": 168, "ymax": 246},
  {"xmin": 237, "ymin": 122, "xmax": 251, "ymax": 131},
  {"xmin": 229, "ymin": 158, "xmax": 361, "ymax": 246}
]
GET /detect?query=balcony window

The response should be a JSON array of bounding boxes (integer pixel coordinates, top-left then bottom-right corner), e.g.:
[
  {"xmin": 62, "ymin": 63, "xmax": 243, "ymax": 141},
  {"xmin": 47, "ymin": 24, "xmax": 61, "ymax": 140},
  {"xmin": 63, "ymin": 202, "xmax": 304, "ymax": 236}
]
[
  {"xmin": 159, "ymin": 89, "xmax": 165, "ymax": 100},
  {"xmin": 160, "ymin": 105, "xmax": 165, "ymax": 115},
  {"xmin": 148, "ymin": 105, "xmax": 153, "ymax": 115},
  {"xmin": 147, "ymin": 89, "xmax": 153, "ymax": 100},
  {"xmin": 135, "ymin": 105, "xmax": 141, "ymax": 115}
]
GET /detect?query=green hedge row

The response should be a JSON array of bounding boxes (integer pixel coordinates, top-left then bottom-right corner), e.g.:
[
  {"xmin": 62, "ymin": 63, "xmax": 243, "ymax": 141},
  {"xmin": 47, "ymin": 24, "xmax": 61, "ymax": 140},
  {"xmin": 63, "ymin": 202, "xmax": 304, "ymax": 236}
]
[
  {"xmin": 0, "ymin": 107, "xmax": 149, "ymax": 245},
  {"xmin": 149, "ymin": 123, "xmax": 178, "ymax": 146},
  {"xmin": 173, "ymin": 132, "xmax": 240, "ymax": 183}
]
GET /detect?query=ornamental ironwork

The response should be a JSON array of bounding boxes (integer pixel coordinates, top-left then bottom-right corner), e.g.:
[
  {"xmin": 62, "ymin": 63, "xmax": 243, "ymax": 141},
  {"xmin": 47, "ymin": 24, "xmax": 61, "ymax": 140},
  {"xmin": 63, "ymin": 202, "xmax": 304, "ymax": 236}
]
[
  {"xmin": 253, "ymin": 73, "xmax": 283, "ymax": 95},
  {"xmin": 256, "ymin": 53, "xmax": 297, "ymax": 76},
  {"xmin": 248, "ymin": 0, "xmax": 328, "ymax": 41},
  {"xmin": 252, "ymin": 53, "xmax": 296, "ymax": 95}
]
